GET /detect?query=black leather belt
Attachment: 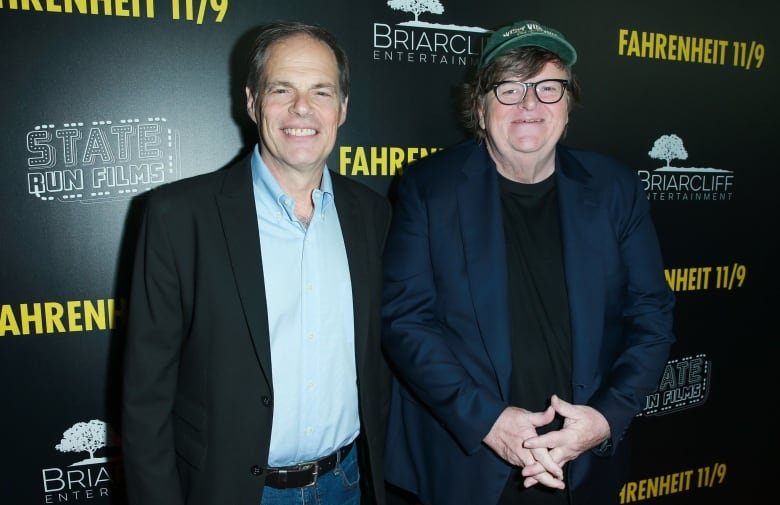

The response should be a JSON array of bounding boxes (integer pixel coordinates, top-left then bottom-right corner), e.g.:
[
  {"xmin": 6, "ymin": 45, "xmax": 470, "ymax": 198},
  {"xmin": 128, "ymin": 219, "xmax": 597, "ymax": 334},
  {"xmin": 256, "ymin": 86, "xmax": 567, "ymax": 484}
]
[{"xmin": 265, "ymin": 442, "xmax": 354, "ymax": 489}]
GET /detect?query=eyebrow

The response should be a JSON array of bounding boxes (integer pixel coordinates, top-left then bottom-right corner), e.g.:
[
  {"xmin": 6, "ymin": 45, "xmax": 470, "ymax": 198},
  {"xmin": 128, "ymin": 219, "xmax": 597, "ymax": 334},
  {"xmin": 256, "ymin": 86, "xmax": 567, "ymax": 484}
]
[{"xmin": 266, "ymin": 80, "xmax": 338, "ymax": 91}]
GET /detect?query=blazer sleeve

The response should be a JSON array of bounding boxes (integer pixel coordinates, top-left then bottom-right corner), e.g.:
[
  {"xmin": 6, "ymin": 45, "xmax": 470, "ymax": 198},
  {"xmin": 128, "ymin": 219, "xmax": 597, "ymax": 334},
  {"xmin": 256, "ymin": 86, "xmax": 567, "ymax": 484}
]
[
  {"xmin": 587, "ymin": 171, "xmax": 676, "ymax": 453},
  {"xmin": 121, "ymin": 191, "xmax": 186, "ymax": 505},
  {"xmin": 382, "ymin": 170, "xmax": 506, "ymax": 454}
]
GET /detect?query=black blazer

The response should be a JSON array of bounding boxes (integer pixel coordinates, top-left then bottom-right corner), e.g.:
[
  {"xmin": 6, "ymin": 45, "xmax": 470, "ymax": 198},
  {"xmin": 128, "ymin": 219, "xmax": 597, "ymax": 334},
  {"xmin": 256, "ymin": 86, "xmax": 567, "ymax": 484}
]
[{"xmin": 122, "ymin": 154, "xmax": 391, "ymax": 505}]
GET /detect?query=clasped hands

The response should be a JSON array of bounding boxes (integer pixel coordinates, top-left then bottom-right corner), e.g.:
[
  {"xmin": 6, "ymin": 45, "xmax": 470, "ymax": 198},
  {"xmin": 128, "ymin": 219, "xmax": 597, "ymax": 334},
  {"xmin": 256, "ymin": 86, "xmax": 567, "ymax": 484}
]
[{"xmin": 482, "ymin": 395, "xmax": 611, "ymax": 490}]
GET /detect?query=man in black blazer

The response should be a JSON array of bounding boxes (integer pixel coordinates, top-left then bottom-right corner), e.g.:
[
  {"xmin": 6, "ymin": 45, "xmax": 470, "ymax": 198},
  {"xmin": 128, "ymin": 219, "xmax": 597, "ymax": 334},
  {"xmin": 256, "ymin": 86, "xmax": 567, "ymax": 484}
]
[{"xmin": 121, "ymin": 22, "xmax": 390, "ymax": 505}]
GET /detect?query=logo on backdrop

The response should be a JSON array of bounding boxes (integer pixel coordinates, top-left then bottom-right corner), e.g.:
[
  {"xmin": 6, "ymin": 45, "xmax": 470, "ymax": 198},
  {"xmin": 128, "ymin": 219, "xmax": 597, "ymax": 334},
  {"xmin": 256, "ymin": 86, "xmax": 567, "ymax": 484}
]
[
  {"xmin": 637, "ymin": 133, "xmax": 734, "ymax": 201},
  {"xmin": 373, "ymin": 0, "xmax": 488, "ymax": 65},
  {"xmin": 638, "ymin": 354, "xmax": 711, "ymax": 416},
  {"xmin": 339, "ymin": 145, "xmax": 443, "ymax": 176},
  {"xmin": 26, "ymin": 117, "xmax": 181, "ymax": 203},
  {"xmin": 41, "ymin": 419, "xmax": 122, "ymax": 502}
]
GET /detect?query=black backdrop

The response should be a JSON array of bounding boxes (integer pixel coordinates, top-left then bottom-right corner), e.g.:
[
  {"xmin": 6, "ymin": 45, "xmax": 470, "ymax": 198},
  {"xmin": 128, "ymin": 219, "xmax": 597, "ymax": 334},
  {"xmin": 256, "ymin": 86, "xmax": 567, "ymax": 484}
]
[{"xmin": 1, "ymin": 1, "xmax": 776, "ymax": 503}]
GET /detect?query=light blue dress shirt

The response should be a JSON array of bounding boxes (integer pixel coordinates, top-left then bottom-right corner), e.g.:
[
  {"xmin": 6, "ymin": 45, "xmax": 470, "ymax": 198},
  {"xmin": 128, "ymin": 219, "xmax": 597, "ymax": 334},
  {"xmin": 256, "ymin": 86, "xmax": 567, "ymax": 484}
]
[{"xmin": 250, "ymin": 146, "xmax": 359, "ymax": 467}]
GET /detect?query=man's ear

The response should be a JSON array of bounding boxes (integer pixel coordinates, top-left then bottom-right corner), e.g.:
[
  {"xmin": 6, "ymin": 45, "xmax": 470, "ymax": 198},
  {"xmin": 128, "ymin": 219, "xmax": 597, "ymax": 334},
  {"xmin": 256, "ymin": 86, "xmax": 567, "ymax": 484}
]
[
  {"xmin": 339, "ymin": 96, "xmax": 349, "ymax": 127},
  {"xmin": 245, "ymin": 86, "xmax": 257, "ymax": 124}
]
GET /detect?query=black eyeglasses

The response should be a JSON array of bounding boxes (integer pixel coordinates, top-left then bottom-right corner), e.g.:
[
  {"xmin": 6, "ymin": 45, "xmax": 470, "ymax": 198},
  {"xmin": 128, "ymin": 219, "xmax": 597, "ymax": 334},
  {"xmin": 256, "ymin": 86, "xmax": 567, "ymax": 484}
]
[{"xmin": 491, "ymin": 79, "xmax": 569, "ymax": 105}]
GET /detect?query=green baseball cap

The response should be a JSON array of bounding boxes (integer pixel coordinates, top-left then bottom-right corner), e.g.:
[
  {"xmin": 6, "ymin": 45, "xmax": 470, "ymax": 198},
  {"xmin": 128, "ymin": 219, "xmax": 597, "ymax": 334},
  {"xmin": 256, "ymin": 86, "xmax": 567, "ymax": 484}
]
[{"xmin": 479, "ymin": 20, "xmax": 577, "ymax": 68}]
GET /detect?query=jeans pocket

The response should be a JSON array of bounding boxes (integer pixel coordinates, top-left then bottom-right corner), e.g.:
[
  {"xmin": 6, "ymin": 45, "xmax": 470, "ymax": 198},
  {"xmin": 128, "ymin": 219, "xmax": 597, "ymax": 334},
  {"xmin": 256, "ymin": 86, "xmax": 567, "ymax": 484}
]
[{"xmin": 334, "ymin": 449, "xmax": 360, "ymax": 488}]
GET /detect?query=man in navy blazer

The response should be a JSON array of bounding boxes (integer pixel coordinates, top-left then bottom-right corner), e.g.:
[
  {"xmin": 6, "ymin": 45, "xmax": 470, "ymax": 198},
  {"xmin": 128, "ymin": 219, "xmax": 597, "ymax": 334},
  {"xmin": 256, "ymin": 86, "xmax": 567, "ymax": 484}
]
[
  {"xmin": 382, "ymin": 20, "xmax": 674, "ymax": 505},
  {"xmin": 122, "ymin": 22, "xmax": 390, "ymax": 505}
]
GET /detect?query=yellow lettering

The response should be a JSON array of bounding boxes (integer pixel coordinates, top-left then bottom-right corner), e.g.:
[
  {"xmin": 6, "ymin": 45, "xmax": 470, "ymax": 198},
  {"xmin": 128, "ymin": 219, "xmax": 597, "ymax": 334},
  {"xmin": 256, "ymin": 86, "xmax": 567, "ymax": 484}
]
[
  {"xmin": 0, "ymin": 305, "xmax": 21, "ymax": 336},
  {"xmin": 622, "ymin": 481, "xmax": 637, "ymax": 503},
  {"xmin": 641, "ymin": 31, "xmax": 654, "ymax": 58},
  {"xmin": 683, "ymin": 469, "xmax": 693, "ymax": 490},
  {"xmin": 21, "ymin": 303, "xmax": 43, "ymax": 334},
  {"xmin": 677, "ymin": 35, "xmax": 689, "ymax": 62},
  {"xmin": 340, "ymin": 146, "xmax": 442, "ymax": 177},
  {"xmin": 352, "ymin": 147, "xmax": 369, "ymax": 176},
  {"xmin": 90, "ymin": 0, "xmax": 111, "ymax": 15},
  {"xmin": 618, "ymin": 30, "xmax": 732, "ymax": 66},
  {"xmin": 718, "ymin": 40, "xmax": 728, "ymax": 64},
  {"xmin": 655, "ymin": 33, "xmax": 667, "ymax": 59},
  {"xmin": 686, "ymin": 268, "xmax": 698, "ymax": 290},
  {"xmin": 658, "ymin": 473, "xmax": 671, "ymax": 495},
  {"xmin": 0, "ymin": 299, "xmax": 123, "ymax": 336},
  {"xmin": 665, "ymin": 266, "xmax": 714, "ymax": 291},
  {"xmin": 626, "ymin": 30, "xmax": 640, "ymax": 57},
  {"xmin": 115, "ymin": 0, "xmax": 128, "ymax": 15},
  {"xmin": 690, "ymin": 37, "xmax": 703, "ymax": 62},
  {"xmin": 370, "ymin": 146, "xmax": 388, "ymax": 176},
  {"xmin": 44, "ymin": 302, "xmax": 66, "ymax": 333},
  {"xmin": 68, "ymin": 0, "xmax": 89, "ymax": 12},
  {"xmin": 339, "ymin": 146, "xmax": 352, "ymax": 176},
  {"xmin": 407, "ymin": 147, "xmax": 419, "ymax": 165},
  {"xmin": 67, "ymin": 300, "xmax": 83, "ymax": 331},
  {"xmin": 618, "ymin": 28, "xmax": 629, "ymax": 56},
  {"xmin": 83, "ymin": 299, "xmax": 106, "ymax": 331},
  {"xmin": 701, "ymin": 38, "xmax": 710, "ymax": 63},
  {"xmin": 390, "ymin": 147, "xmax": 405, "ymax": 175},
  {"xmin": 637, "ymin": 477, "xmax": 647, "ymax": 500},
  {"xmin": 669, "ymin": 268, "xmax": 688, "ymax": 291},
  {"xmin": 667, "ymin": 34, "xmax": 677, "ymax": 61},
  {"xmin": 671, "ymin": 472, "xmax": 681, "ymax": 493}
]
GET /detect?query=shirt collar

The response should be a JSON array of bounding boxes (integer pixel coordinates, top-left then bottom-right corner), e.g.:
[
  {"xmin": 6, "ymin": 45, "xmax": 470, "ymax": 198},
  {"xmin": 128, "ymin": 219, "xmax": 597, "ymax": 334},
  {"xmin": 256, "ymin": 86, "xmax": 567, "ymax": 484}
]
[{"xmin": 250, "ymin": 145, "xmax": 335, "ymax": 215}]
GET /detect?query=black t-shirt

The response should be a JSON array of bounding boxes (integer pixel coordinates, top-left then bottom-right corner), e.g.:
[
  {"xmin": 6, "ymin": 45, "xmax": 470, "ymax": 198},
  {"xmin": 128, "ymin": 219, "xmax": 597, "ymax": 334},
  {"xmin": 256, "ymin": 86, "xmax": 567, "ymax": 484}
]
[{"xmin": 497, "ymin": 171, "xmax": 573, "ymax": 505}]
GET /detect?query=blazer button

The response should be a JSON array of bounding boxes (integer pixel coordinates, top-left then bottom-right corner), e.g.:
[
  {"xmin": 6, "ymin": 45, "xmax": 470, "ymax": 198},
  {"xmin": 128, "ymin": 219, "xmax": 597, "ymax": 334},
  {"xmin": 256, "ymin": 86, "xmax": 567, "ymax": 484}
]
[
  {"xmin": 262, "ymin": 396, "xmax": 272, "ymax": 407},
  {"xmin": 250, "ymin": 465, "xmax": 263, "ymax": 476}
]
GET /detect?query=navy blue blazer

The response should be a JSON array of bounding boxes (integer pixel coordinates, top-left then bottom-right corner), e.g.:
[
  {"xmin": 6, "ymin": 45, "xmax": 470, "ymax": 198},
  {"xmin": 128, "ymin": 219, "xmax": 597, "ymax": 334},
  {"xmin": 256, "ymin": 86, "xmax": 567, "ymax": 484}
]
[{"xmin": 382, "ymin": 139, "xmax": 675, "ymax": 505}]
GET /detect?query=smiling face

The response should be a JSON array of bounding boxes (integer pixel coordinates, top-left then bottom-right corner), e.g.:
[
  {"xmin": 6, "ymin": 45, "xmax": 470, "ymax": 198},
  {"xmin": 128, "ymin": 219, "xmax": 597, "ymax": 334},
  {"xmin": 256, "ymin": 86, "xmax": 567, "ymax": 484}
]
[
  {"xmin": 478, "ymin": 60, "xmax": 569, "ymax": 166},
  {"xmin": 245, "ymin": 34, "xmax": 347, "ymax": 177}
]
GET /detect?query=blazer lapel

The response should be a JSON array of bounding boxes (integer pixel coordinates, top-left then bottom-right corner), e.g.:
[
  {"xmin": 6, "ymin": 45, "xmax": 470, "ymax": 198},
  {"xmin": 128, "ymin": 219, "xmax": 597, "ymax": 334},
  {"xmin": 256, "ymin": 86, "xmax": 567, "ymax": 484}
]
[
  {"xmin": 456, "ymin": 145, "xmax": 512, "ymax": 400},
  {"xmin": 555, "ymin": 148, "xmax": 601, "ymax": 388},
  {"xmin": 331, "ymin": 174, "xmax": 370, "ymax": 367},
  {"xmin": 215, "ymin": 156, "xmax": 274, "ymax": 388}
]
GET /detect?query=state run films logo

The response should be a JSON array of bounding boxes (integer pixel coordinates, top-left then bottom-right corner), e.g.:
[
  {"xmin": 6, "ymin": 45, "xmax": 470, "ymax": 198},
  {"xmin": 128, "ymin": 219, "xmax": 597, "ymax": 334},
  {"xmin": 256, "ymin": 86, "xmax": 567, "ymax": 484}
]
[
  {"xmin": 26, "ymin": 117, "xmax": 181, "ymax": 204},
  {"xmin": 373, "ymin": 0, "xmax": 488, "ymax": 66},
  {"xmin": 41, "ymin": 419, "xmax": 122, "ymax": 502},
  {"xmin": 638, "ymin": 354, "xmax": 712, "ymax": 417},
  {"xmin": 638, "ymin": 133, "xmax": 734, "ymax": 202}
]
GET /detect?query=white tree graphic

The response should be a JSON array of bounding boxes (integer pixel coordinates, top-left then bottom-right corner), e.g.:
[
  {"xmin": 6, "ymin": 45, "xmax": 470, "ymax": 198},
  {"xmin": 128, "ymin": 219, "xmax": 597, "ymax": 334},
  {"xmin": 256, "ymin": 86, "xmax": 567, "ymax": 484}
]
[
  {"xmin": 648, "ymin": 134, "xmax": 688, "ymax": 168},
  {"xmin": 387, "ymin": 0, "xmax": 444, "ymax": 22},
  {"xmin": 55, "ymin": 419, "xmax": 108, "ymax": 461}
]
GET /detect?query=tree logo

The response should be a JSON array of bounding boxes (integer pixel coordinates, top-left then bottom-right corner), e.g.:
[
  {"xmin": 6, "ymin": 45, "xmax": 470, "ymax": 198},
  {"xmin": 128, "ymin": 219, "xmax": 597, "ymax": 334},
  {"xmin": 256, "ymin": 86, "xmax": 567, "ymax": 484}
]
[
  {"xmin": 648, "ymin": 133, "xmax": 688, "ymax": 168},
  {"xmin": 383, "ymin": 0, "xmax": 486, "ymax": 32},
  {"xmin": 387, "ymin": 0, "xmax": 444, "ymax": 23},
  {"xmin": 54, "ymin": 419, "xmax": 115, "ymax": 466},
  {"xmin": 41, "ymin": 419, "xmax": 121, "ymax": 501},
  {"xmin": 638, "ymin": 133, "xmax": 734, "ymax": 202}
]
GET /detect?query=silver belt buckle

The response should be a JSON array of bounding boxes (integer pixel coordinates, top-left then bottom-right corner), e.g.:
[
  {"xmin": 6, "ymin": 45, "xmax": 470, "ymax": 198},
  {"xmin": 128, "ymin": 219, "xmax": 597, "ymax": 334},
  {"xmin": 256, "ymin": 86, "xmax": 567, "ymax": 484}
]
[{"xmin": 302, "ymin": 463, "xmax": 318, "ymax": 487}]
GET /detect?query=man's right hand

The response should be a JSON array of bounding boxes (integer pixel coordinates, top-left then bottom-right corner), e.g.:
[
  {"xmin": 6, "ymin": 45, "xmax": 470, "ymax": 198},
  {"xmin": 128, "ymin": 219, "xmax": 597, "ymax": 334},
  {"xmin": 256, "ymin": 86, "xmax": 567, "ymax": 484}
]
[{"xmin": 483, "ymin": 406, "xmax": 565, "ymax": 489}]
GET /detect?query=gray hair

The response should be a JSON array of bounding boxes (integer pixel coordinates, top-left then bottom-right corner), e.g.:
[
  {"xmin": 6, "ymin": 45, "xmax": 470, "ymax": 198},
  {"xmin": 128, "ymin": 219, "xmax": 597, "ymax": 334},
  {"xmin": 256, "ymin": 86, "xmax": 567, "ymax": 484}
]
[{"xmin": 245, "ymin": 21, "xmax": 350, "ymax": 100}]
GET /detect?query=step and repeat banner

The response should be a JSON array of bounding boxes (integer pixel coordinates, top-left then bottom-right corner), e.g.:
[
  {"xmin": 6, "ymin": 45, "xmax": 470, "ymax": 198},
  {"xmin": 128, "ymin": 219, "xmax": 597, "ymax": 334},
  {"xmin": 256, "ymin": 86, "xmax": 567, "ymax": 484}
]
[{"xmin": 1, "ymin": 1, "xmax": 775, "ymax": 503}]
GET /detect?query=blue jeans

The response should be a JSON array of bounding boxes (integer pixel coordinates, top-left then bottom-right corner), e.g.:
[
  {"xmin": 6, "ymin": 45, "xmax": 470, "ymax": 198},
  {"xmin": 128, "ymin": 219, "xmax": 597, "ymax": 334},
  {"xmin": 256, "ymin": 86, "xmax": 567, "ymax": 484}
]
[{"xmin": 260, "ymin": 445, "xmax": 361, "ymax": 505}]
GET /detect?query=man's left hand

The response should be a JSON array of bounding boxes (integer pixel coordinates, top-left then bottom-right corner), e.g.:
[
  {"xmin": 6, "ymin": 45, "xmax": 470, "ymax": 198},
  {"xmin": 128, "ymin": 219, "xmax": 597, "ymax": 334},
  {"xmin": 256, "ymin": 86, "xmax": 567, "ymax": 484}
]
[{"xmin": 519, "ymin": 395, "xmax": 611, "ymax": 488}]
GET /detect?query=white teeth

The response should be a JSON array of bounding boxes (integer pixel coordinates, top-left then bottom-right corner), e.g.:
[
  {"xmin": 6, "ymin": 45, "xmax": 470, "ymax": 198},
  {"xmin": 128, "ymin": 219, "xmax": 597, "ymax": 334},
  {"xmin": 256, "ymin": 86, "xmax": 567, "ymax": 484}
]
[{"xmin": 283, "ymin": 128, "xmax": 316, "ymax": 136}]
